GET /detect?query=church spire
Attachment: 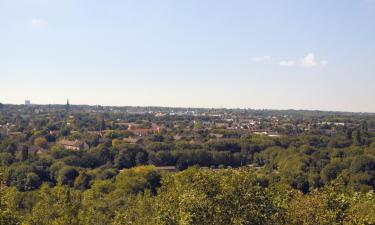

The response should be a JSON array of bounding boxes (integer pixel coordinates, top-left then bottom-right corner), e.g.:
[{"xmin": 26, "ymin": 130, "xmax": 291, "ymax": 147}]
[{"xmin": 66, "ymin": 99, "xmax": 70, "ymax": 111}]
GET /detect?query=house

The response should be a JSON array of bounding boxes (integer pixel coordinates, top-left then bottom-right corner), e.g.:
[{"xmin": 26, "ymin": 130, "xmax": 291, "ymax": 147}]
[
  {"xmin": 250, "ymin": 129, "xmax": 269, "ymax": 135},
  {"xmin": 116, "ymin": 122, "xmax": 134, "ymax": 128},
  {"xmin": 8, "ymin": 132, "xmax": 23, "ymax": 138},
  {"xmin": 268, "ymin": 133, "xmax": 281, "ymax": 138},
  {"xmin": 123, "ymin": 136, "xmax": 141, "ymax": 144},
  {"xmin": 155, "ymin": 112, "xmax": 167, "ymax": 117},
  {"xmin": 215, "ymin": 122, "xmax": 228, "ymax": 128},
  {"xmin": 173, "ymin": 135, "xmax": 182, "ymax": 140},
  {"xmin": 60, "ymin": 140, "xmax": 89, "ymax": 151},
  {"xmin": 210, "ymin": 133, "xmax": 224, "ymax": 138},
  {"xmin": 49, "ymin": 130, "xmax": 59, "ymax": 135},
  {"xmin": 322, "ymin": 129, "xmax": 337, "ymax": 135},
  {"xmin": 129, "ymin": 128, "xmax": 153, "ymax": 136},
  {"xmin": 28, "ymin": 146, "xmax": 46, "ymax": 155},
  {"xmin": 128, "ymin": 123, "xmax": 161, "ymax": 137},
  {"xmin": 155, "ymin": 166, "xmax": 177, "ymax": 172}
]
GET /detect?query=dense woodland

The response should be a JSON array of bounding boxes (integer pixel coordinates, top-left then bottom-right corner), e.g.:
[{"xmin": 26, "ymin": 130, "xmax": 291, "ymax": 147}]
[{"xmin": 1, "ymin": 103, "xmax": 375, "ymax": 224}]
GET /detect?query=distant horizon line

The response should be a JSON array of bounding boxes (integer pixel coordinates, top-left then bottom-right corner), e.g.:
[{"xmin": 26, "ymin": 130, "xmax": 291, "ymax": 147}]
[{"xmin": 1, "ymin": 101, "xmax": 374, "ymax": 114}]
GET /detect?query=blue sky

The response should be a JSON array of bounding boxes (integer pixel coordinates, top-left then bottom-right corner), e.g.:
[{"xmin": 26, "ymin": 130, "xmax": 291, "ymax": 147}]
[{"xmin": 1, "ymin": 0, "xmax": 375, "ymax": 112}]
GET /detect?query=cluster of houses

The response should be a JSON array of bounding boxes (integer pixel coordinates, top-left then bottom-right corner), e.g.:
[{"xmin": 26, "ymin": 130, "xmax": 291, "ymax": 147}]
[
  {"xmin": 27, "ymin": 140, "xmax": 90, "ymax": 156},
  {"xmin": 59, "ymin": 140, "xmax": 90, "ymax": 151},
  {"xmin": 2, "ymin": 105, "xmax": 373, "ymax": 160},
  {"xmin": 128, "ymin": 123, "xmax": 160, "ymax": 136}
]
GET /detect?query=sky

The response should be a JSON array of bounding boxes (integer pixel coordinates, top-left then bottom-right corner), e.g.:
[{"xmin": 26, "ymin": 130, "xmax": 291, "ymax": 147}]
[{"xmin": 1, "ymin": 0, "xmax": 375, "ymax": 112}]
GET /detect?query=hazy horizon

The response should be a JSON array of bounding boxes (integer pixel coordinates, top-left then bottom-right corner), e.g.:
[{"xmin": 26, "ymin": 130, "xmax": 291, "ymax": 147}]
[
  {"xmin": 2, "ymin": 100, "xmax": 375, "ymax": 114},
  {"xmin": 1, "ymin": 0, "xmax": 375, "ymax": 112}
]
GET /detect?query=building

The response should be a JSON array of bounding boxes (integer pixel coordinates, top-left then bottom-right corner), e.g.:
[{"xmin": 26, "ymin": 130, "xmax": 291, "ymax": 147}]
[
  {"xmin": 28, "ymin": 146, "xmax": 46, "ymax": 155},
  {"xmin": 123, "ymin": 136, "xmax": 141, "ymax": 144},
  {"xmin": 66, "ymin": 99, "xmax": 70, "ymax": 111},
  {"xmin": 128, "ymin": 123, "xmax": 161, "ymax": 137},
  {"xmin": 155, "ymin": 166, "xmax": 177, "ymax": 172},
  {"xmin": 268, "ymin": 133, "xmax": 281, "ymax": 138},
  {"xmin": 25, "ymin": 100, "xmax": 31, "ymax": 105},
  {"xmin": 59, "ymin": 140, "xmax": 89, "ymax": 151},
  {"xmin": 210, "ymin": 133, "xmax": 224, "ymax": 138},
  {"xmin": 129, "ymin": 128, "xmax": 154, "ymax": 137}
]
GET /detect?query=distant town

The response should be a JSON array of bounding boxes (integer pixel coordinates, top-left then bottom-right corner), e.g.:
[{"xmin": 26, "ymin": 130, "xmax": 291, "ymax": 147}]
[
  {"xmin": 1, "ymin": 100, "xmax": 375, "ymax": 224},
  {"xmin": 1, "ymin": 100, "xmax": 373, "ymax": 143}
]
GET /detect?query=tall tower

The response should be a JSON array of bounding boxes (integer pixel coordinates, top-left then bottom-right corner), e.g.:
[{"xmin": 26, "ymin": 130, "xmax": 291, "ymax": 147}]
[{"xmin": 66, "ymin": 99, "xmax": 70, "ymax": 111}]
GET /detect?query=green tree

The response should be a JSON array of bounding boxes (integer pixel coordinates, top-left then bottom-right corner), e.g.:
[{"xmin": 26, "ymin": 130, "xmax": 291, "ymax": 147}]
[
  {"xmin": 73, "ymin": 171, "xmax": 92, "ymax": 190},
  {"xmin": 0, "ymin": 152, "xmax": 14, "ymax": 166},
  {"xmin": 115, "ymin": 166, "xmax": 161, "ymax": 195},
  {"xmin": 284, "ymin": 184, "xmax": 349, "ymax": 225},
  {"xmin": 26, "ymin": 185, "xmax": 81, "ymax": 225},
  {"xmin": 78, "ymin": 180, "xmax": 115, "ymax": 225},
  {"xmin": 20, "ymin": 145, "xmax": 28, "ymax": 161},
  {"xmin": 57, "ymin": 167, "xmax": 79, "ymax": 187},
  {"xmin": 344, "ymin": 191, "xmax": 375, "ymax": 224},
  {"xmin": 4, "ymin": 164, "xmax": 36, "ymax": 191},
  {"xmin": 0, "ymin": 175, "xmax": 21, "ymax": 225},
  {"xmin": 34, "ymin": 137, "xmax": 48, "ymax": 148},
  {"xmin": 346, "ymin": 128, "xmax": 353, "ymax": 140},
  {"xmin": 354, "ymin": 130, "xmax": 363, "ymax": 146},
  {"xmin": 25, "ymin": 172, "xmax": 41, "ymax": 191},
  {"xmin": 321, "ymin": 161, "xmax": 344, "ymax": 184},
  {"xmin": 100, "ymin": 118, "xmax": 106, "ymax": 131},
  {"xmin": 151, "ymin": 168, "xmax": 279, "ymax": 225}
]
